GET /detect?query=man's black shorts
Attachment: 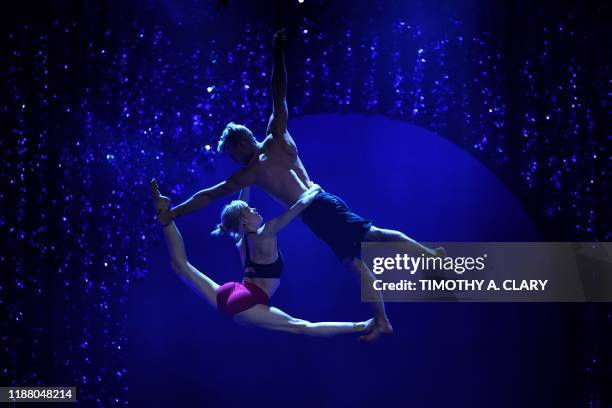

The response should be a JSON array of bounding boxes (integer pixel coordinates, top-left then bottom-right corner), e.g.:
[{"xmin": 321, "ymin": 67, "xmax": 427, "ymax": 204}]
[{"xmin": 301, "ymin": 192, "xmax": 372, "ymax": 261}]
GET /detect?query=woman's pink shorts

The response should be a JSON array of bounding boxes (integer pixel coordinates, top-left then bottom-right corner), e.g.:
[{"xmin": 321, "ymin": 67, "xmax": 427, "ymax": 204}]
[{"xmin": 216, "ymin": 280, "xmax": 269, "ymax": 317}]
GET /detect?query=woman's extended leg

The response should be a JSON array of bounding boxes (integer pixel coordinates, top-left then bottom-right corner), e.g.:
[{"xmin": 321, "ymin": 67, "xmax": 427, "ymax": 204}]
[
  {"xmin": 235, "ymin": 304, "xmax": 373, "ymax": 337},
  {"xmin": 152, "ymin": 179, "xmax": 219, "ymax": 308},
  {"xmin": 163, "ymin": 222, "xmax": 219, "ymax": 308}
]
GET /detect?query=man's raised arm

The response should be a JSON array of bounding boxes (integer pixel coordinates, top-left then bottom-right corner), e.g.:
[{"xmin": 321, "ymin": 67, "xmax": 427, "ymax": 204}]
[
  {"xmin": 164, "ymin": 167, "xmax": 256, "ymax": 222},
  {"xmin": 267, "ymin": 30, "xmax": 288, "ymax": 137}
]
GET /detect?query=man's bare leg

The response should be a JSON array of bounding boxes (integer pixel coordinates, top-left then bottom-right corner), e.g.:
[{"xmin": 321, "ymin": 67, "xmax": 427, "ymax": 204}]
[
  {"xmin": 365, "ymin": 226, "xmax": 446, "ymax": 258},
  {"xmin": 363, "ymin": 225, "xmax": 458, "ymax": 285},
  {"xmin": 346, "ymin": 257, "xmax": 394, "ymax": 342}
]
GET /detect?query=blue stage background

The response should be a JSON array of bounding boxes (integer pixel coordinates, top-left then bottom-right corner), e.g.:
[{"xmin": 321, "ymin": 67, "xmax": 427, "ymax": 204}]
[
  {"xmin": 130, "ymin": 114, "xmax": 566, "ymax": 407},
  {"xmin": 1, "ymin": 0, "xmax": 608, "ymax": 406}
]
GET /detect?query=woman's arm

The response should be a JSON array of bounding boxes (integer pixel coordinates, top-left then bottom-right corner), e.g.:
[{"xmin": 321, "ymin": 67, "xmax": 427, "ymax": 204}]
[
  {"xmin": 261, "ymin": 183, "xmax": 321, "ymax": 237},
  {"xmin": 228, "ymin": 186, "xmax": 252, "ymax": 244},
  {"xmin": 238, "ymin": 186, "xmax": 251, "ymax": 203}
]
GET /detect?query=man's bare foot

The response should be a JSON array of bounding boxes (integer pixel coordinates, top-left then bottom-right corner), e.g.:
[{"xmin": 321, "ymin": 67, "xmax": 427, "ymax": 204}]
[
  {"xmin": 425, "ymin": 247, "xmax": 449, "ymax": 282},
  {"xmin": 358, "ymin": 318, "xmax": 393, "ymax": 343},
  {"xmin": 435, "ymin": 247, "xmax": 447, "ymax": 258},
  {"xmin": 377, "ymin": 318, "xmax": 394, "ymax": 335}
]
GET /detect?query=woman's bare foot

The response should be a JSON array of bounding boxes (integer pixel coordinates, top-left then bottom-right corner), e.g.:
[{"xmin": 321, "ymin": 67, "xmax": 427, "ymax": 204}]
[
  {"xmin": 355, "ymin": 318, "xmax": 375, "ymax": 332},
  {"xmin": 150, "ymin": 179, "xmax": 171, "ymax": 224},
  {"xmin": 358, "ymin": 317, "xmax": 394, "ymax": 343}
]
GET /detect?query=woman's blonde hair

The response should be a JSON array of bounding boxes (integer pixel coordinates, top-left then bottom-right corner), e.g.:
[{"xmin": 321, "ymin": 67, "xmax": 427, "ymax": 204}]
[{"xmin": 210, "ymin": 200, "xmax": 249, "ymax": 238}]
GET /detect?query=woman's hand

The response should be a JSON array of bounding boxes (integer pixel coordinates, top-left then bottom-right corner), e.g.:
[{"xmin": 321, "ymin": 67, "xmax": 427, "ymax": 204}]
[
  {"xmin": 298, "ymin": 183, "xmax": 322, "ymax": 207},
  {"xmin": 261, "ymin": 177, "xmax": 321, "ymax": 236},
  {"xmin": 308, "ymin": 182, "xmax": 321, "ymax": 192}
]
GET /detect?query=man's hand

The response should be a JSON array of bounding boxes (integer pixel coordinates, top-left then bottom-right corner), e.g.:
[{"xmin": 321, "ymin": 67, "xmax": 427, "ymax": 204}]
[
  {"xmin": 267, "ymin": 30, "xmax": 289, "ymax": 137},
  {"xmin": 273, "ymin": 30, "xmax": 286, "ymax": 53},
  {"xmin": 150, "ymin": 178, "xmax": 173, "ymax": 225}
]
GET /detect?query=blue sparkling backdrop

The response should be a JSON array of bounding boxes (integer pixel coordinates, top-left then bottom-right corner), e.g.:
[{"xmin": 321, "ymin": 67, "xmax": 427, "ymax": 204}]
[{"xmin": 1, "ymin": 0, "xmax": 609, "ymax": 406}]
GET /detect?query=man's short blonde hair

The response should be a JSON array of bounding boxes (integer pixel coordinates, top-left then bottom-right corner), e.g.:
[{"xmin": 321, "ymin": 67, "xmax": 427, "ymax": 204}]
[{"xmin": 217, "ymin": 122, "xmax": 255, "ymax": 154}]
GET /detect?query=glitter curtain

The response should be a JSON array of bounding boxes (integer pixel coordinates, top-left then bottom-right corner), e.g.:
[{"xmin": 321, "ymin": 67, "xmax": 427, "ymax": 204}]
[{"xmin": 1, "ymin": 0, "xmax": 609, "ymax": 406}]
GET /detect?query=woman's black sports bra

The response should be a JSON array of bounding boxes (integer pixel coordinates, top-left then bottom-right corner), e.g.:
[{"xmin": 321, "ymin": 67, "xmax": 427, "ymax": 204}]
[{"xmin": 243, "ymin": 232, "xmax": 284, "ymax": 279}]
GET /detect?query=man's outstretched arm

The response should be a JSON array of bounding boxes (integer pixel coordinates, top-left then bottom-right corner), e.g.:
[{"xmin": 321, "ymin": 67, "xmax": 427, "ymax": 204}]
[
  {"xmin": 267, "ymin": 30, "xmax": 288, "ymax": 137},
  {"xmin": 164, "ymin": 168, "xmax": 256, "ymax": 222}
]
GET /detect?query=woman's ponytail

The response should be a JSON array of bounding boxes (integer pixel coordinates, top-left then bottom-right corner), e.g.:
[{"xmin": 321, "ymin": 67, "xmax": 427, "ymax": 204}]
[
  {"xmin": 212, "ymin": 200, "xmax": 248, "ymax": 239},
  {"xmin": 210, "ymin": 223, "xmax": 227, "ymax": 237}
]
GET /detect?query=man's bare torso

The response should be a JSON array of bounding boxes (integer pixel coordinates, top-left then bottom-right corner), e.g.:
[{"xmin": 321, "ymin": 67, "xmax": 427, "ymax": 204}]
[{"xmin": 247, "ymin": 133, "xmax": 311, "ymax": 207}]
